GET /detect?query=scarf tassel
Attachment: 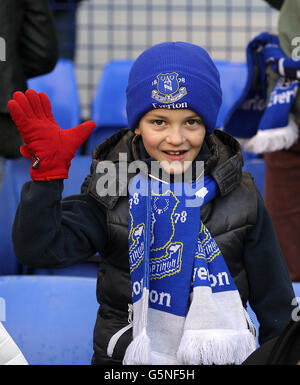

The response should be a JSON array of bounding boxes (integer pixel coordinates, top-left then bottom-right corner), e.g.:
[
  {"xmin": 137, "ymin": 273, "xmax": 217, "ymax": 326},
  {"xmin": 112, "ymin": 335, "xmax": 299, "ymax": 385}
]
[
  {"xmin": 177, "ymin": 329, "xmax": 257, "ymax": 365},
  {"xmin": 123, "ymin": 328, "xmax": 151, "ymax": 365},
  {"xmin": 239, "ymin": 116, "xmax": 299, "ymax": 154}
]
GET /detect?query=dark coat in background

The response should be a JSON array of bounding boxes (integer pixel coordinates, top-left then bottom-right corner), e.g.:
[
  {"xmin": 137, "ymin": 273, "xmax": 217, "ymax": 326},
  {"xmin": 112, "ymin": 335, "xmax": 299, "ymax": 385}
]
[
  {"xmin": 0, "ymin": 0, "xmax": 58, "ymax": 158},
  {"xmin": 263, "ymin": 0, "xmax": 284, "ymax": 10}
]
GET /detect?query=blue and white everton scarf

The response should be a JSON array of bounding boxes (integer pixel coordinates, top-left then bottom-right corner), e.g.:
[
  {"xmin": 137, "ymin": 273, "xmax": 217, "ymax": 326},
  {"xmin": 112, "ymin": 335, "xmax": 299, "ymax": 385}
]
[
  {"xmin": 224, "ymin": 32, "xmax": 299, "ymax": 153},
  {"xmin": 123, "ymin": 174, "xmax": 256, "ymax": 365}
]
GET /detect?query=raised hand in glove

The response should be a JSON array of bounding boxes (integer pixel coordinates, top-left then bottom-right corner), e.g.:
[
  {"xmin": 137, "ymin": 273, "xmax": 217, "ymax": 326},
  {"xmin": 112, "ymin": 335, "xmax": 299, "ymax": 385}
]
[{"xmin": 7, "ymin": 89, "xmax": 96, "ymax": 181}]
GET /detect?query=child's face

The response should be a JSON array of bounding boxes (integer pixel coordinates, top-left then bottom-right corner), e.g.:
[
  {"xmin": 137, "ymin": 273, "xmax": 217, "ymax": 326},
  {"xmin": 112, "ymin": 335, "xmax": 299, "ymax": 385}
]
[{"xmin": 135, "ymin": 109, "xmax": 206, "ymax": 174}]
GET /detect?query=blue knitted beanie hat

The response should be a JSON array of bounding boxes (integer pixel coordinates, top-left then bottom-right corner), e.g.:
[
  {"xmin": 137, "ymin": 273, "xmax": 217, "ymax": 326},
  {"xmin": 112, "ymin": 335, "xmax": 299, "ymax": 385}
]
[{"xmin": 126, "ymin": 41, "xmax": 222, "ymax": 135}]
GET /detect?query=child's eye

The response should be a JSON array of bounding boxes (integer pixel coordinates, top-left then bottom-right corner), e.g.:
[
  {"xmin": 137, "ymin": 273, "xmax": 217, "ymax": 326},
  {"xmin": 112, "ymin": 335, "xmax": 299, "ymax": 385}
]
[
  {"xmin": 186, "ymin": 119, "xmax": 202, "ymax": 126},
  {"xmin": 153, "ymin": 120, "xmax": 165, "ymax": 126}
]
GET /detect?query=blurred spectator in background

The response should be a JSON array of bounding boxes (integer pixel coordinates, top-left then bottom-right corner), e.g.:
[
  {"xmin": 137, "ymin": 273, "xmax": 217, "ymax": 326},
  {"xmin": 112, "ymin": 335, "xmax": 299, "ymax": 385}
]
[
  {"xmin": 263, "ymin": 0, "xmax": 300, "ymax": 282},
  {"xmin": 49, "ymin": 0, "xmax": 83, "ymax": 61},
  {"xmin": 0, "ymin": 0, "xmax": 58, "ymax": 192},
  {"xmin": 223, "ymin": 0, "xmax": 300, "ymax": 282},
  {"xmin": 263, "ymin": 0, "xmax": 284, "ymax": 10}
]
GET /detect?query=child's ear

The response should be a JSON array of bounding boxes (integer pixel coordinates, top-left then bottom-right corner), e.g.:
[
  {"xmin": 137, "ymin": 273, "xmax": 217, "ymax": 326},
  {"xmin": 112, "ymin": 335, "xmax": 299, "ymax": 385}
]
[{"xmin": 134, "ymin": 127, "xmax": 141, "ymax": 135}]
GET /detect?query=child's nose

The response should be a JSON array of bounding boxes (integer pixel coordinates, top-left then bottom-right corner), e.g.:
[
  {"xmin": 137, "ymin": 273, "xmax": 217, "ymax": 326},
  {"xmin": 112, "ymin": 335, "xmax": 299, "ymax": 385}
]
[{"xmin": 166, "ymin": 127, "xmax": 185, "ymax": 145}]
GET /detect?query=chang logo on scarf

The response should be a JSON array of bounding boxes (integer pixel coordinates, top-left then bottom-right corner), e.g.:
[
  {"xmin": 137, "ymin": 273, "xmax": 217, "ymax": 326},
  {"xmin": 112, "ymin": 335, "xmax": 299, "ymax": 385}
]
[
  {"xmin": 129, "ymin": 223, "xmax": 145, "ymax": 272},
  {"xmin": 150, "ymin": 242, "xmax": 183, "ymax": 279},
  {"xmin": 196, "ymin": 222, "xmax": 221, "ymax": 263},
  {"xmin": 152, "ymin": 72, "xmax": 187, "ymax": 103}
]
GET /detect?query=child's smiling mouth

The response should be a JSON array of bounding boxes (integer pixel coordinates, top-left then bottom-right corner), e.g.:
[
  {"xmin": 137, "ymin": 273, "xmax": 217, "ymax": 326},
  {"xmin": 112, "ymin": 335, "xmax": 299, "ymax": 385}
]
[{"xmin": 162, "ymin": 149, "xmax": 188, "ymax": 160}]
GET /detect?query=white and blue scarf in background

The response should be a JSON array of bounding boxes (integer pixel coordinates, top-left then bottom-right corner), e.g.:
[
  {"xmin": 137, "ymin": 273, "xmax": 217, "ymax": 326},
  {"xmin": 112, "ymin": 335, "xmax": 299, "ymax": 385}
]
[
  {"xmin": 224, "ymin": 32, "xmax": 300, "ymax": 153},
  {"xmin": 123, "ymin": 173, "xmax": 256, "ymax": 365}
]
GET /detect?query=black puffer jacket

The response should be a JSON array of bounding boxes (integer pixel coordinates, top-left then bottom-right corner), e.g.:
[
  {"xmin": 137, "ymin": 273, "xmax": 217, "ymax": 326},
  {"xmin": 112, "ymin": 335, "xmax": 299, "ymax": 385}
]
[
  {"xmin": 13, "ymin": 129, "xmax": 295, "ymax": 365},
  {"xmin": 85, "ymin": 129, "xmax": 294, "ymax": 364}
]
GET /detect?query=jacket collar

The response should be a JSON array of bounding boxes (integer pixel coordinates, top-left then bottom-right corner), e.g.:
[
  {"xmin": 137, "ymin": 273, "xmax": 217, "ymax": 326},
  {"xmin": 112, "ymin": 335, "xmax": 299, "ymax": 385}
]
[{"xmin": 206, "ymin": 130, "xmax": 244, "ymax": 196}]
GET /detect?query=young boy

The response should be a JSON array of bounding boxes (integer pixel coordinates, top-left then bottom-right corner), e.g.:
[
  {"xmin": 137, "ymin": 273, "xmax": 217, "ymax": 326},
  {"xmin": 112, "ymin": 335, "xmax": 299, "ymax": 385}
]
[{"xmin": 8, "ymin": 42, "xmax": 296, "ymax": 365}]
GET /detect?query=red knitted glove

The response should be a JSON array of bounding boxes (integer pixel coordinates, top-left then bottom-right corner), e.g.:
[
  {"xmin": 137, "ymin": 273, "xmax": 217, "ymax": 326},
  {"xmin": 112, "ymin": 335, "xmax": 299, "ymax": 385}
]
[{"xmin": 7, "ymin": 89, "xmax": 96, "ymax": 181}]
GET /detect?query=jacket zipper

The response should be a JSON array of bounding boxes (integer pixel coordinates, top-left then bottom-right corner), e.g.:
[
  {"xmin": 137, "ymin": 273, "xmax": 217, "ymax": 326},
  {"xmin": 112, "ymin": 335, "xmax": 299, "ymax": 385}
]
[{"xmin": 107, "ymin": 304, "xmax": 133, "ymax": 358}]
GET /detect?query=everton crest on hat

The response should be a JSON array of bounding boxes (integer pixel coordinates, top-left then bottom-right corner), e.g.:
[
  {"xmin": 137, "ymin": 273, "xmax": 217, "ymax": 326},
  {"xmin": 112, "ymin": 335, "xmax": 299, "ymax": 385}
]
[{"xmin": 152, "ymin": 72, "xmax": 187, "ymax": 103}]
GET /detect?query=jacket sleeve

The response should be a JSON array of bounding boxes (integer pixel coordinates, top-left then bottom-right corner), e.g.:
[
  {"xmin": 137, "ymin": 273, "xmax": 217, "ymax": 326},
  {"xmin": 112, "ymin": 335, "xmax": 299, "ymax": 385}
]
[
  {"xmin": 12, "ymin": 180, "xmax": 108, "ymax": 269},
  {"xmin": 20, "ymin": 0, "xmax": 59, "ymax": 78},
  {"xmin": 244, "ymin": 190, "xmax": 295, "ymax": 345}
]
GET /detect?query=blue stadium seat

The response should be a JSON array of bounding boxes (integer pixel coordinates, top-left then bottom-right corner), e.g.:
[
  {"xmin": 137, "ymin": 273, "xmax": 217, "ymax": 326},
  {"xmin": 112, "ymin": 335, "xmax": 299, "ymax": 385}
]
[
  {"xmin": 243, "ymin": 158, "xmax": 266, "ymax": 197},
  {"xmin": 7, "ymin": 158, "xmax": 31, "ymax": 202},
  {"xmin": 215, "ymin": 61, "xmax": 247, "ymax": 128},
  {"xmin": 0, "ymin": 162, "xmax": 20, "ymax": 275},
  {"xmin": 91, "ymin": 60, "xmax": 133, "ymax": 129},
  {"xmin": 0, "ymin": 156, "xmax": 98, "ymax": 277},
  {"xmin": 62, "ymin": 155, "xmax": 91, "ymax": 197},
  {"xmin": 215, "ymin": 61, "xmax": 259, "ymax": 161},
  {"xmin": 85, "ymin": 60, "xmax": 134, "ymax": 154},
  {"xmin": 0, "ymin": 275, "xmax": 98, "ymax": 365},
  {"xmin": 293, "ymin": 282, "xmax": 300, "ymax": 302},
  {"xmin": 28, "ymin": 59, "xmax": 81, "ymax": 131}
]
